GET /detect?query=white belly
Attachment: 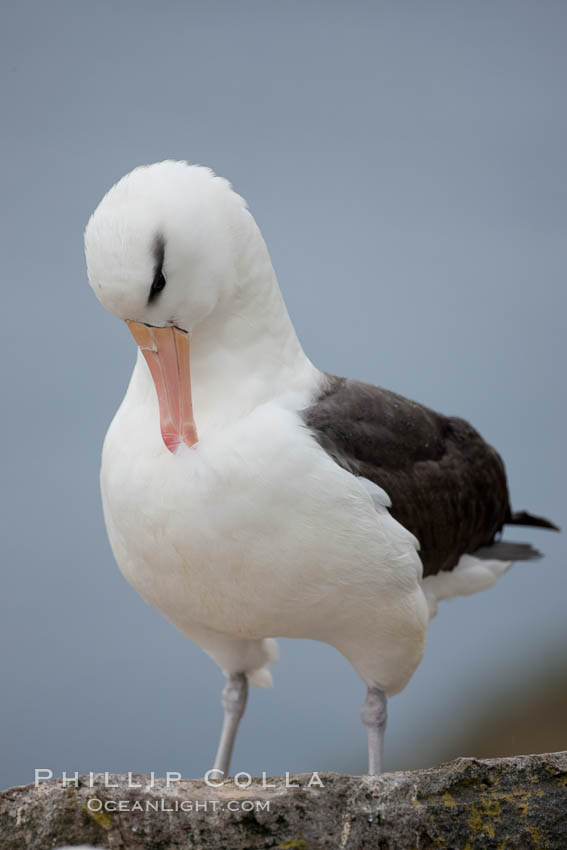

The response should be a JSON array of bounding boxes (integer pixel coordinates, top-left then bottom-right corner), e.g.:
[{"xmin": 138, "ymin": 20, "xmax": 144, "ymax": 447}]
[{"xmin": 101, "ymin": 391, "xmax": 429, "ymax": 693}]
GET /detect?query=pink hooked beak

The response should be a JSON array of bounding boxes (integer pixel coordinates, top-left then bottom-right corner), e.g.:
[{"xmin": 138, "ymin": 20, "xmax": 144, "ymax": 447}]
[{"xmin": 127, "ymin": 321, "xmax": 198, "ymax": 453}]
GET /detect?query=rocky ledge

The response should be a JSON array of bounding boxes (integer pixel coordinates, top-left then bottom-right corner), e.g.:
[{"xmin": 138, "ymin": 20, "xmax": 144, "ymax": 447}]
[{"xmin": 1, "ymin": 752, "xmax": 566, "ymax": 849}]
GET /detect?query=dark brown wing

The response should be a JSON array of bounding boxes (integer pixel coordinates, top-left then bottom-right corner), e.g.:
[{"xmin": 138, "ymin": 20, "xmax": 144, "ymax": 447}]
[{"xmin": 302, "ymin": 374, "xmax": 511, "ymax": 576}]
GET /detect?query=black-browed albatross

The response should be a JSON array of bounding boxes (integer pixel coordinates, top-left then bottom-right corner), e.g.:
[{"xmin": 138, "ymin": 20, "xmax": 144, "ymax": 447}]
[{"xmin": 84, "ymin": 160, "xmax": 558, "ymax": 776}]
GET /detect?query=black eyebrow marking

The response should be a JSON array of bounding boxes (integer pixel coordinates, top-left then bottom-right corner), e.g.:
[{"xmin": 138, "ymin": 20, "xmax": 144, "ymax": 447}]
[
  {"xmin": 148, "ymin": 234, "xmax": 167, "ymax": 304},
  {"xmin": 153, "ymin": 234, "xmax": 165, "ymax": 270}
]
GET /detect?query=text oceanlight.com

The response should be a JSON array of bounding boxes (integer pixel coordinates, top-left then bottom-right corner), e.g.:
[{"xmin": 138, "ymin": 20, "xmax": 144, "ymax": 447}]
[{"xmin": 87, "ymin": 797, "xmax": 270, "ymax": 813}]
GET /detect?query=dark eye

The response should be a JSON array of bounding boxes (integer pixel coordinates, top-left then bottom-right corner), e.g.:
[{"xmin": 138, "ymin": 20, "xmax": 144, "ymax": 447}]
[{"xmin": 148, "ymin": 269, "xmax": 166, "ymax": 302}]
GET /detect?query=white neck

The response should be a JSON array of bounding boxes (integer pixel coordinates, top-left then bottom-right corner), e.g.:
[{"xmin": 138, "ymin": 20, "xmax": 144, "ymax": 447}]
[{"xmin": 131, "ymin": 215, "xmax": 320, "ymax": 434}]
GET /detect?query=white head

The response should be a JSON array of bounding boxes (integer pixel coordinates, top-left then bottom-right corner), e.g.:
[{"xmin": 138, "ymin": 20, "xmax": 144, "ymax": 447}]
[
  {"xmin": 85, "ymin": 160, "xmax": 247, "ymax": 332},
  {"xmin": 84, "ymin": 161, "xmax": 308, "ymax": 452}
]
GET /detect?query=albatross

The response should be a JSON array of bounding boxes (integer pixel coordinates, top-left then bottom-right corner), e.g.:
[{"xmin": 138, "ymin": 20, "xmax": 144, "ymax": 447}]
[{"xmin": 84, "ymin": 160, "xmax": 558, "ymax": 776}]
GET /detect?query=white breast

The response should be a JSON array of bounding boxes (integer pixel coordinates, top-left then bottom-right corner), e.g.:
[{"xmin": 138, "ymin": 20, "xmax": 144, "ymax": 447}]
[{"xmin": 101, "ymin": 360, "xmax": 430, "ymax": 695}]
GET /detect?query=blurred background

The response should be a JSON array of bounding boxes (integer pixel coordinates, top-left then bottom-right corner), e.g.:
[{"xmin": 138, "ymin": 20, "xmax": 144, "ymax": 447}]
[{"xmin": 1, "ymin": 1, "xmax": 565, "ymax": 789}]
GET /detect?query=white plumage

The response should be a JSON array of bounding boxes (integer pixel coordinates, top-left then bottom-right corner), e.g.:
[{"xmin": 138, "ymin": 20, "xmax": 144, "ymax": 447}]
[{"xmin": 84, "ymin": 160, "xmax": 527, "ymax": 775}]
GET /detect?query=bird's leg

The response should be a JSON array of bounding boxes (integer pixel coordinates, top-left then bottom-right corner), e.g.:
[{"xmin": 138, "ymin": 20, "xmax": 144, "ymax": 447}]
[
  {"xmin": 210, "ymin": 673, "xmax": 248, "ymax": 778},
  {"xmin": 361, "ymin": 685, "xmax": 388, "ymax": 775}
]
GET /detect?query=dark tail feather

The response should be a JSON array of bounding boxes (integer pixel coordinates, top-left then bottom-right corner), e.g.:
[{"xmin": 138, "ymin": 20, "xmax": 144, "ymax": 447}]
[
  {"xmin": 506, "ymin": 510, "xmax": 560, "ymax": 532},
  {"xmin": 474, "ymin": 541, "xmax": 543, "ymax": 561}
]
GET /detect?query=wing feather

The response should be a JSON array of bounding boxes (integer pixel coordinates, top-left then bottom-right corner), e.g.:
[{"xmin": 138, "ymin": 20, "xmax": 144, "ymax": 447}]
[{"xmin": 303, "ymin": 374, "xmax": 511, "ymax": 576}]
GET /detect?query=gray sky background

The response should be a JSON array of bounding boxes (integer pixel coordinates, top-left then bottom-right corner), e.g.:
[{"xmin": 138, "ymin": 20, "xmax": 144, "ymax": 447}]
[{"xmin": 1, "ymin": 1, "xmax": 565, "ymax": 789}]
